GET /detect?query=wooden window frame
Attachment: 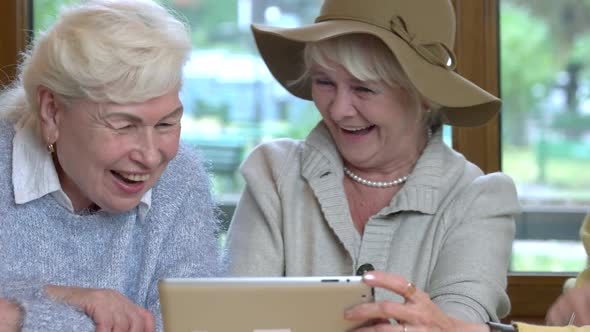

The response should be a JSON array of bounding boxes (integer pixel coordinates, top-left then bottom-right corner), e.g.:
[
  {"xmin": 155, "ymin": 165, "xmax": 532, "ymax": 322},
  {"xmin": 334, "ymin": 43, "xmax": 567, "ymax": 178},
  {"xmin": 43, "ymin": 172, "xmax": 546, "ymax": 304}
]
[
  {"xmin": 452, "ymin": 0, "xmax": 575, "ymax": 323},
  {"xmin": 0, "ymin": 1, "xmax": 29, "ymax": 87},
  {"xmin": 0, "ymin": 0, "xmax": 574, "ymax": 324}
]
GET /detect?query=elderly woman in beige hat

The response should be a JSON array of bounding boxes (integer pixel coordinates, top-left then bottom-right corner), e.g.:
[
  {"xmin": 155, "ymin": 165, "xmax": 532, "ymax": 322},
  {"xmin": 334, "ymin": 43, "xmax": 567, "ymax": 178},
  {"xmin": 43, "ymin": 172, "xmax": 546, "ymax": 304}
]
[{"xmin": 226, "ymin": 0, "xmax": 519, "ymax": 330}]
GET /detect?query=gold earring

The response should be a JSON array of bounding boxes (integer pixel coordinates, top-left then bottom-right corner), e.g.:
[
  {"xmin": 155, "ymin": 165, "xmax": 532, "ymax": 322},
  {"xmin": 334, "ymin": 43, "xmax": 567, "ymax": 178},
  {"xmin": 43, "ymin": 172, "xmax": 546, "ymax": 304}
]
[{"xmin": 47, "ymin": 142, "xmax": 55, "ymax": 153}]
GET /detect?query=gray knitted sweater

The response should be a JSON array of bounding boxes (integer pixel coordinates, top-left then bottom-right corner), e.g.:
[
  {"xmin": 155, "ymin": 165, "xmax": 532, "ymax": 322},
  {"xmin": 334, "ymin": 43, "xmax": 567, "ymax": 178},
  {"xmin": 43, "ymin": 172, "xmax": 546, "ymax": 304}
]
[
  {"xmin": 0, "ymin": 119, "xmax": 224, "ymax": 331},
  {"xmin": 227, "ymin": 123, "xmax": 519, "ymax": 322}
]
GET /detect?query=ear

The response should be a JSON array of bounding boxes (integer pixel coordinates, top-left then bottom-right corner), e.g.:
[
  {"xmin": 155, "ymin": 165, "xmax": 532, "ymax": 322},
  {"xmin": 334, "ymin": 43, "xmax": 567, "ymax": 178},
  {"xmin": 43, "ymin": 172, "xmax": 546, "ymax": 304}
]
[{"xmin": 37, "ymin": 86, "xmax": 62, "ymax": 144}]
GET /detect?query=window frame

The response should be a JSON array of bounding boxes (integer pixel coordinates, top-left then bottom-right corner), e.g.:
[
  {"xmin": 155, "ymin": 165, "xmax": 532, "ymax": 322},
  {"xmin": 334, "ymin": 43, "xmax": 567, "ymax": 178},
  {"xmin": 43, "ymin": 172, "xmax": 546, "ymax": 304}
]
[
  {"xmin": 0, "ymin": 0, "xmax": 29, "ymax": 87},
  {"xmin": 0, "ymin": 0, "xmax": 575, "ymax": 323},
  {"xmin": 451, "ymin": 0, "xmax": 576, "ymax": 323}
]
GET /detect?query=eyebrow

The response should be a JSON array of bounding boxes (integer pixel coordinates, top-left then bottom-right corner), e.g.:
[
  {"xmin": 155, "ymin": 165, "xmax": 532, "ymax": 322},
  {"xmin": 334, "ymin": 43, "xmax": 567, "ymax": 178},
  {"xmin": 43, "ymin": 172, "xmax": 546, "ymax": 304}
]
[
  {"xmin": 310, "ymin": 71, "xmax": 371, "ymax": 85},
  {"xmin": 310, "ymin": 68, "xmax": 329, "ymax": 76},
  {"xmin": 104, "ymin": 106, "xmax": 184, "ymax": 123}
]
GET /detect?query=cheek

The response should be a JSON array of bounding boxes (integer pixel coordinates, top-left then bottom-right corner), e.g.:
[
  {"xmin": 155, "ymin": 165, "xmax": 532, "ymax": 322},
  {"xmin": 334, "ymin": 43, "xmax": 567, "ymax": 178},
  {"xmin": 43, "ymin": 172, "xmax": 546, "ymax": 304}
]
[
  {"xmin": 312, "ymin": 88, "xmax": 340, "ymax": 120},
  {"xmin": 57, "ymin": 134, "xmax": 101, "ymax": 170},
  {"xmin": 160, "ymin": 134, "xmax": 181, "ymax": 161},
  {"xmin": 312, "ymin": 97, "xmax": 330, "ymax": 119},
  {"xmin": 314, "ymin": 103, "xmax": 327, "ymax": 119},
  {"xmin": 311, "ymin": 88, "xmax": 325, "ymax": 106}
]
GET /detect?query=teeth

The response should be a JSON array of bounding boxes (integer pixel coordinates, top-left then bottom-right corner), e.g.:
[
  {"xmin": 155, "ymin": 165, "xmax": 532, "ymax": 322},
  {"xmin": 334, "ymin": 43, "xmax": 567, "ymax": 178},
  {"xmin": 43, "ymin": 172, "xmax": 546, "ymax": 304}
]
[
  {"xmin": 342, "ymin": 125, "xmax": 372, "ymax": 132},
  {"xmin": 119, "ymin": 172, "xmax": 150, "ymax": 182}
]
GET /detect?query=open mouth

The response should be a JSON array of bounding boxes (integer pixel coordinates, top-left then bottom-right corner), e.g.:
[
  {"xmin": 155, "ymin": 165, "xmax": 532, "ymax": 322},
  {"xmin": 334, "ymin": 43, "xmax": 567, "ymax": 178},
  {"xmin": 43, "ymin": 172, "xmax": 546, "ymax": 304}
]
[
  {"xmin": 341, "ymin": 125, "xmax": 376, "ymax": 135},
  {"xmin": 111, "ymin": 171, "xmax": 150, "ymax": 184}
]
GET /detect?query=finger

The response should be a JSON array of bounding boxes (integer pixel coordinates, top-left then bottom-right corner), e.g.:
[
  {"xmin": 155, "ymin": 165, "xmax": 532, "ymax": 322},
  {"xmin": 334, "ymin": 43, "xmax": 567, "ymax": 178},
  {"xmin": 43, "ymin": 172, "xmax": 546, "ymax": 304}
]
[
  {"xmin": 351, "ymin": 322, "xmax": 397, "ymax": 332},
  {"xmin": 575, "ymin": 295, "xmax": 590, "ymax": 326},
  {"xmin": 573, "ymin": 290, "xmax": 590, "ymax": 325},
  {"xmin": 95, "ymin": 321, "xmax": 114, "ymax": 332},
  {"xmin": 93, "ymin": 311, "xmax": 116, "ymax": 332},
  {"xmin": 129, "ymin": 312, "xmax": 145, "ymax": 332},
  {"xmin": 140, "ymin": 309, "xmax": 156, "ymax": 332},
  {"xmin": 546, "ymin": 293, "xmax": 574, "ymax": 326},
  {"xmin": 112, "ymin": 312, "xmax": 131, "ymax": 332},
  {"xmin": 546, "ymin": 305, "xmax": 568, "ymax": 326},
  {"xmin": 345, "ymin": 301, "xmax": 411, "ymax": 322},
  {"xmin": 363, "ymin": 272, "xmax": 427, "ymax": 303},
  {"xmin": 363, "ymin": 272, "xmax": 408, "ymax": 296}
]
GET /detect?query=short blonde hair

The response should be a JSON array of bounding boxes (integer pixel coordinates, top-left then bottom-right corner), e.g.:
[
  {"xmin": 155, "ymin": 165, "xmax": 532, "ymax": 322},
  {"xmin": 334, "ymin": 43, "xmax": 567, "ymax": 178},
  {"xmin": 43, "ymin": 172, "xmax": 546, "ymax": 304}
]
[
  {"xmin": 300, "ymin": 34, "xmax": 442, "ymax": 128},
  {"xmin": 1, "ymin": 0, "xmax": 191, "ymax": 120}
]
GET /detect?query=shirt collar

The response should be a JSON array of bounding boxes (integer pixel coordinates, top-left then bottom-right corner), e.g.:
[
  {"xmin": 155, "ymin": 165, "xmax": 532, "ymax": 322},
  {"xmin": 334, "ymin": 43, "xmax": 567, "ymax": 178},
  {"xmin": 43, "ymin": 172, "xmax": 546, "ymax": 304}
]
[{"xmin": 12, "ymin": 113, "xmax": 152, "ymax": 219}]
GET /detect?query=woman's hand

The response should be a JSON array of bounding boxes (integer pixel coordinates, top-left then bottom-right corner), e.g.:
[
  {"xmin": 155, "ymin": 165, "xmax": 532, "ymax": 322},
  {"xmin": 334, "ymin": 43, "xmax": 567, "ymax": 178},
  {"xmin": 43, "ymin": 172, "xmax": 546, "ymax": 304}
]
[
  {"xmin": 344, "ymin": 271, "xmax": 489, "ymax": 332},
  {"xmin": 0, "ymin": 298, "xmax": 22, "ymax": 332},
  {"xmin": 546, "ymin": 285, "xmax": 590, "ymax": 326},
  {"xmin": 45, "ymin": 285, "xmax": 155, "ymax": 332}
]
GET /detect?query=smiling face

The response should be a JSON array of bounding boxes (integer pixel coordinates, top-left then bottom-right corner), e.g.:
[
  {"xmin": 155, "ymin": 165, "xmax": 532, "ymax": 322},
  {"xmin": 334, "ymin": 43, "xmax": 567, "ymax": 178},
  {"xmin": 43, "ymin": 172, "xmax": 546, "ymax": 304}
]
[
  {"xmin": 38, "ymin": 89, "xmax": 183, "ymax": 213},
  {"xmin": 310, "ymin": 61, "xmax": 426, "ymax": 172}
]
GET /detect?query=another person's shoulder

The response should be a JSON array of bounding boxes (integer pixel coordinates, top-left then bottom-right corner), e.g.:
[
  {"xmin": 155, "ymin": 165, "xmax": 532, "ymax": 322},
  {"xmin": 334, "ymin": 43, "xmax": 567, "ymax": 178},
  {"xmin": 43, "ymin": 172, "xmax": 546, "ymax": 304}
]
[
  {"xmin": 247, "ymin": 137, "xmax": 303, "ymax": 162},
  {"xmin": 241, "ymin": 137, "xmax": 304, "ymax": 177},
  {"xmin": 441, "ymin": 144, "xmax": 520, "ymax": 215},
  {"xmin": 457, "ymin": 173, "xmax": 520, "ymax": 221},
  {"xmin": 147, "ymin": 142, "xmax": 218, "ymax": 227},
  {"xmin": 441, "ymin": 142, "xmax": 517, "ymax": 193},
  {"xmin": 0, "ymin": 119, "xmax": 16, "ymax": 166},
  {"xmin": 0, "ymin": 118, "xmax": 15, "ymax": 140},
  {"xmin": 153, "ymin": 142, "xmax": 211, "ymax": 196},
  {"xmin": 460, "ymin": 157, "xmax": 517, "ymax": 199}
]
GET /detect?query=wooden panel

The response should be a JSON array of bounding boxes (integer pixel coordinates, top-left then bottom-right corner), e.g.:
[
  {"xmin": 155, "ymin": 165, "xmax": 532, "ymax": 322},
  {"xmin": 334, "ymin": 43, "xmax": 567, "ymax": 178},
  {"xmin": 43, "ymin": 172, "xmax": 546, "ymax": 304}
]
[
  {"xmin": 0, "ymin": 0, "xmax": 29, "ymax": 87},
  {"xmin": 504, "ymin": 274, "xmax": 574, "ymax": 324},
  {"xmin": 452, "ymin": 0, "xmax": 501, "ymax": 173}
]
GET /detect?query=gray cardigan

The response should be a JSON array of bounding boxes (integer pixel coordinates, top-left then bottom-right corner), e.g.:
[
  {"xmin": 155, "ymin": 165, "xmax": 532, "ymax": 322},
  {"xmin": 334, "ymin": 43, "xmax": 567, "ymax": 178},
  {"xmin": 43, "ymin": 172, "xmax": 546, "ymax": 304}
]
[
  {"xmin": 227, "ymin": 123, "xmax": 519, "ymax": 323},
  {"xmin": 0, "ymin": 119, "xmax": 224, "ymax": 331}
]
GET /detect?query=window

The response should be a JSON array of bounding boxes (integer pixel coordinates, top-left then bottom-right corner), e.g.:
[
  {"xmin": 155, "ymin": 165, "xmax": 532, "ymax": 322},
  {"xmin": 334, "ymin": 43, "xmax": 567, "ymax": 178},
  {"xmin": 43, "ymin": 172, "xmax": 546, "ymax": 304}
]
[
  {"xmin": 453, "ymin": 0, "xmax": 584, "ymax": 321},
  {"xmin": 500, "ymin": 0, "xmax": 588, "ymax": 273}
]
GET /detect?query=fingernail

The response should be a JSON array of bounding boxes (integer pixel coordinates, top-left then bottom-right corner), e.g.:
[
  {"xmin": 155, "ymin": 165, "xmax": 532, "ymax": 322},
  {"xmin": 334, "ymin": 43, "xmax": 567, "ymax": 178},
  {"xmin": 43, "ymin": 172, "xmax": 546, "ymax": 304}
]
[
  {"xmin": 363, "ymin": 273, "xmax": 375, "ymax": 280},
  {"xmin": 343, "ymin": 310, "xmax": 352, "ymax": 318}
]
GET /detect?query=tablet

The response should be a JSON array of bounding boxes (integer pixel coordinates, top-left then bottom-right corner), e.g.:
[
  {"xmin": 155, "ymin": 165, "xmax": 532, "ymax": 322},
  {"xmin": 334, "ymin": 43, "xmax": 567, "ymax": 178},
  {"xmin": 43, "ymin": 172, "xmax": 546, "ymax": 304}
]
[{"xmin": 158, "ymin": 276, "xmax": 374, "ymax": 332}]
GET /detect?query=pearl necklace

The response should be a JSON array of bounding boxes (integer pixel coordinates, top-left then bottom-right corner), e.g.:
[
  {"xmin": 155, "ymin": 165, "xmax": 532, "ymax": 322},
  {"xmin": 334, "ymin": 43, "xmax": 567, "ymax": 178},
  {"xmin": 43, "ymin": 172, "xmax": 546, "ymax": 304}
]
[
  {"xmin": 343, "ymin": 166, "xmax": 408, "ymax": 187},
  {"xmin": 342, "ymin": 128, "xmax": 432, "ymax": 188}
]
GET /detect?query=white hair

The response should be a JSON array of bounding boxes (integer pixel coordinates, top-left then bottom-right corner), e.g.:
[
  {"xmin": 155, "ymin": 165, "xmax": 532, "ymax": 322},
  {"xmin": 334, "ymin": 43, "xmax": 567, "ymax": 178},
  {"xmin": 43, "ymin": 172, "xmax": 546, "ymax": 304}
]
[
  {"xmin": 305, "ymin": 34, "xmax": 416, "ymax": 93},
  {"xmin": 1, "ymin": 0, "xmax": 191, "ymax": 122},
  {"xmin": 299, "ymin": 34, "xmax": 442, "ymax": 128}
]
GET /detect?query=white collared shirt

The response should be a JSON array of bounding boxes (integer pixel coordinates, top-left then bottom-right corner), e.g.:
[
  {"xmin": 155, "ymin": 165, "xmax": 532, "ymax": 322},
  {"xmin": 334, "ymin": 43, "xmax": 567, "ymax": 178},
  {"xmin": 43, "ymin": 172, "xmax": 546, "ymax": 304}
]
[{"xmin": 11, "ymin": 113, "xmax": 151, "ymax": 221}]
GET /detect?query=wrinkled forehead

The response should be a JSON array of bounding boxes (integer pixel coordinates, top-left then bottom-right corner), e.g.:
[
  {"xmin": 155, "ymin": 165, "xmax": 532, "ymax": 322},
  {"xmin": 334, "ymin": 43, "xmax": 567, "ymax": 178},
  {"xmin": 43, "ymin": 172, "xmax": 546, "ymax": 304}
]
[
  {"xmin": 57, "ymin": 89, "xmax": 181, "ymax": 116},
  {"xmin": 95, "ymin": 91, "xmax": 183, "ymax": 121}
]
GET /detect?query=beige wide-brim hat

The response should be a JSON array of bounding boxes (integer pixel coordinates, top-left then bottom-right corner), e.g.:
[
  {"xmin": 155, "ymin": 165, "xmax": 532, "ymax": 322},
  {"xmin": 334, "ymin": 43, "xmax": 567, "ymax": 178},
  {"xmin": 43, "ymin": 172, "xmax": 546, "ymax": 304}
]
[{"xmin": 251, "ymin": 0, "xmax": 500, "ymax": 127}]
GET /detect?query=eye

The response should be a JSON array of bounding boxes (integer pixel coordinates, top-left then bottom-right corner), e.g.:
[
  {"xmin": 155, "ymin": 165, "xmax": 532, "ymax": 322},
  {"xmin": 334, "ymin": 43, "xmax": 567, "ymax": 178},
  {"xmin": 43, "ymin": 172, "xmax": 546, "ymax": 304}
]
[
  {"xmin": 354, "ymin": 86, "xmax": 375, "ymax": 94},
  {"xmin": 156, "ymin": 122, "xmax": 174, "ymax": 128},
  {"xmin": 313, "ymin": 78, "xmax": 334, "ymax": 86},
  {"xmin": 115, "ymin": 124, "xmax": 135, "ymax": 130}
]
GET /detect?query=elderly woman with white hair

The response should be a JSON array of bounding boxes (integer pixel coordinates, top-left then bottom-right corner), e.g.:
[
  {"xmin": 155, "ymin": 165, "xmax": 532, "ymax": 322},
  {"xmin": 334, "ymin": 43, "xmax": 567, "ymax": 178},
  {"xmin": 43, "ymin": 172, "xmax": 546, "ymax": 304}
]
[
  {"xmin": 0, "ymin": 1, "xmax": 222, "ymax": 331},
  {"xmin": 226, "ymin": 0, "xmax": 521, "ymax": 331}
]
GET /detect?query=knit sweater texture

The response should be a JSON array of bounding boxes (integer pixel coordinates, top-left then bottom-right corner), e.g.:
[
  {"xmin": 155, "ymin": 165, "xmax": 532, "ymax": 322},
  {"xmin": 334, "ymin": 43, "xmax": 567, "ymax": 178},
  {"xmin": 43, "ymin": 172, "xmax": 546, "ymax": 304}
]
[
  {"xmin": 227, "ymin": 122, "xmax": 520, "ymax": 323},
  {"xmin": 0, "ymin": 119, "xmax": 224, "ymax": 331}
]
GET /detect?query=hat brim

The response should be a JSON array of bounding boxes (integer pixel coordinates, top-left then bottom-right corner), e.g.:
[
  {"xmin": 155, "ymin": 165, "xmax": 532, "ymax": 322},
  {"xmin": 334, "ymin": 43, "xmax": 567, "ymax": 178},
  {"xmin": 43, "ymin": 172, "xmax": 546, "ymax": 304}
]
[{"xmin": 252, "ymin": 21, "xmax": 500, "ymax": 127}]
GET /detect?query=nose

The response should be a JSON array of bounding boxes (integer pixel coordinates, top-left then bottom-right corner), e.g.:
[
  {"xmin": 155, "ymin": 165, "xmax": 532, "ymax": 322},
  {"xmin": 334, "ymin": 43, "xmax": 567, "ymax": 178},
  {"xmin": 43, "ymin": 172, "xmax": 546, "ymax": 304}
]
[
  {"xmin": 130, "ymin": 129, "xmax": 161, "ymax": 168},
  {"xmin": 328, "ymin": 88, "xmax": 357, "ymax": 121}
]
